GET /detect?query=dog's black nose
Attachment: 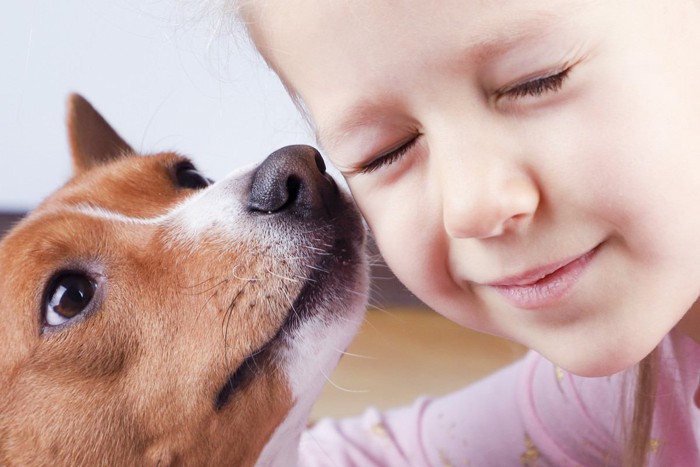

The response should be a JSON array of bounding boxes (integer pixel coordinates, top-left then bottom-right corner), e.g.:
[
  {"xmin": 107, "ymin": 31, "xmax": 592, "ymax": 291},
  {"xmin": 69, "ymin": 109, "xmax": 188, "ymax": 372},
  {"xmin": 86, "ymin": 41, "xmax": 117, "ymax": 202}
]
[{"xmin": 248, "ymin": 145, "xmax": 337, "ymax": 217}]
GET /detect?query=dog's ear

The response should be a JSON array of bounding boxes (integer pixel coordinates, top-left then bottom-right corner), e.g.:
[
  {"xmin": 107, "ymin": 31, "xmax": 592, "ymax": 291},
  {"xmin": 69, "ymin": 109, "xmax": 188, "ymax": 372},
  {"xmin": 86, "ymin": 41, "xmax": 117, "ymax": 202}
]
[{"xmin": 66, "ymin": 93, "xmax": 133, "ymax": 174}]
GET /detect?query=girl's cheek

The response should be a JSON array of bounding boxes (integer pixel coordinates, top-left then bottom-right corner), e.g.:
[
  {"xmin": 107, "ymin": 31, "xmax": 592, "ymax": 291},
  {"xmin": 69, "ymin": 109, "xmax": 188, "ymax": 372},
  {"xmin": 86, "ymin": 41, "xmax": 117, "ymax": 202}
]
[{"xmin": 355, "ymin": 175, "xmax": 438, "ymax": 278}]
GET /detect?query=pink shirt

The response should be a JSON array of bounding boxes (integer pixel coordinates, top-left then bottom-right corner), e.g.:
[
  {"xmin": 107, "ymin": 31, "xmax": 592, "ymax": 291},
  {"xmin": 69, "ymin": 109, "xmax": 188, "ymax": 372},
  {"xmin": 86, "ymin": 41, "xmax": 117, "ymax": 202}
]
[{"xmin": 299, "ymin": 330, "xmax": 699, "ymax": 466}]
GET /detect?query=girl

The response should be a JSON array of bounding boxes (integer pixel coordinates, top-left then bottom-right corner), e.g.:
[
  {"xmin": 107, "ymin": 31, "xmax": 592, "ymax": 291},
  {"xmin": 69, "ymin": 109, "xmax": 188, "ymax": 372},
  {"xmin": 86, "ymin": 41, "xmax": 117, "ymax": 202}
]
[{"xmin": 225, "ymin": 0, "xmax": 700, "ymax": 465}]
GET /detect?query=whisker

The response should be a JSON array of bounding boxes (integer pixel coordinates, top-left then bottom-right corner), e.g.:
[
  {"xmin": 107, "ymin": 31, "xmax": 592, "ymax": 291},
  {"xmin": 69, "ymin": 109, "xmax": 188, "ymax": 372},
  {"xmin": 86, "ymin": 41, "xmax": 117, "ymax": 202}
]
[
  {"xmin": 183, "ymin": 277, "xmax": 230, "ymax": 296},
  {"xmin": 230, "ymin": 263, "xmax": 260, "ymax": 282},
  {"xmin": 319, "ymin": 367, "xmax": 369, "ymax": 394},
  {"xmin": 264, "ymin": 267, "xmax": 304, "ymax": 283},
  {"xmin": 332, "ymin": 348, "xmax": 376, "ymax": 360},
  {"xmin": 222, "ymin": 287, "xmax": 247, "ymax": 359}
]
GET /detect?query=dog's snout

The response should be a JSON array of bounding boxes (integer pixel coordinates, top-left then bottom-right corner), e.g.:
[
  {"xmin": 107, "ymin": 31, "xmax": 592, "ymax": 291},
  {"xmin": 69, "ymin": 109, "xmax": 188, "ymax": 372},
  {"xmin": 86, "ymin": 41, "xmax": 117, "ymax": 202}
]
[{"xmin": 248, "ymin": 145, "xmax": 337, "ymax": 217}]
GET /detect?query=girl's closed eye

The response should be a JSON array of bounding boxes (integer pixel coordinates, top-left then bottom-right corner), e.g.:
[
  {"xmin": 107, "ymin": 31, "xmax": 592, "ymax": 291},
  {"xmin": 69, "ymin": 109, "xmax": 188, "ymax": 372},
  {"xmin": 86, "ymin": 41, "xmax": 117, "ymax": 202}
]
[
  {"xmin": 359, "ymin": 134, "xmax": 421, "ymax": 175},
  {"xmin": 497, "ymin": 66, "xmax": 571, "ymax": 100}
]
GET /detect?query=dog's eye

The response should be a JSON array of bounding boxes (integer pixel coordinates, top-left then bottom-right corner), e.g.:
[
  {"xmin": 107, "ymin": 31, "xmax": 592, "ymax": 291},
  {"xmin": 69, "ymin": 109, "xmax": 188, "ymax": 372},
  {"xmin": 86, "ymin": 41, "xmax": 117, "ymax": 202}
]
[
  {"xmin": 175, "ymin": 161, "xmax": 212, "ymax": 190},
  {"xmin": 44, "ymin": 273, "xmax": 96, "ymax": 327}
]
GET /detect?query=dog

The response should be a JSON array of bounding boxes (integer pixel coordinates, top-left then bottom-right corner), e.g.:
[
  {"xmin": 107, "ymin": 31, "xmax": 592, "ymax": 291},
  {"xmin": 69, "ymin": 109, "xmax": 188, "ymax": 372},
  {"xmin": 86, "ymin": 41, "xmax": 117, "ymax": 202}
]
[{"xmin": 0, "ymin": 94, "xmax": 369, "ymax": 466}]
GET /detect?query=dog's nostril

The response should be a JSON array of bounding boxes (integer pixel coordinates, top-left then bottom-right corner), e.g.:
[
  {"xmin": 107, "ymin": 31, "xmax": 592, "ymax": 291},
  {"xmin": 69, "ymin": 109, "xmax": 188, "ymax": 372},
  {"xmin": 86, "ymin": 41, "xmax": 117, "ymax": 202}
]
[
  {"xmin": 314, "ymin": 152, "xmax": 326, "ymax": 173},
  {"xmin": 248, "ymin": 145, "xmax": 336, "ymax": 216},
  {"xmin": 285, "ymin": 175, "xmax": 302, "ymax": 207}
]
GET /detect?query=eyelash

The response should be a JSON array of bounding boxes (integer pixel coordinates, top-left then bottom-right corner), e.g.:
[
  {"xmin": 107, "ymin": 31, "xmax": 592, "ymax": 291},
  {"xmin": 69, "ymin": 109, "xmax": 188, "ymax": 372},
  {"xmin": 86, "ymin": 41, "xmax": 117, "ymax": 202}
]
[
  {"xmin": 500, "ymin": 67, "xmax": 571, "ymax": 99},
  {"xmin": 359, "ymin": 136, "xmax": 420, "ymax": 175}
]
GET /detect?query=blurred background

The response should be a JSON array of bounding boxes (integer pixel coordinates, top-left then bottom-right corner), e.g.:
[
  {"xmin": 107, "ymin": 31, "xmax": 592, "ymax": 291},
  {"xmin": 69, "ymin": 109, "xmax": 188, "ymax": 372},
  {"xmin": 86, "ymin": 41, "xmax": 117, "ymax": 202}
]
[{"xmin": 1, "ymin": 0, "xmax": 525, "ymax": 419}]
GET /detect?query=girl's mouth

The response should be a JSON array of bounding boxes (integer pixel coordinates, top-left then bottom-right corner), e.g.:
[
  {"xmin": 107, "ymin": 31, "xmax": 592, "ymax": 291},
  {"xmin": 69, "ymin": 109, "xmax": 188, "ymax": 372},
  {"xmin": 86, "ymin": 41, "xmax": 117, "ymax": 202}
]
[{"xmin": 486, "ymin": 245, "xmax": 600, "ymax": 309}]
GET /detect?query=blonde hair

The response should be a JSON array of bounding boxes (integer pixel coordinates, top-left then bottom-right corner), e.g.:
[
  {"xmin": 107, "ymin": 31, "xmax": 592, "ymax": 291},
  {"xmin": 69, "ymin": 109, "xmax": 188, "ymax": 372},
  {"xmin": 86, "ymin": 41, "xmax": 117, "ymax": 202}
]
[{"xmin": 623, "ymin": 351, "xmax": 659, "ymax": 467}]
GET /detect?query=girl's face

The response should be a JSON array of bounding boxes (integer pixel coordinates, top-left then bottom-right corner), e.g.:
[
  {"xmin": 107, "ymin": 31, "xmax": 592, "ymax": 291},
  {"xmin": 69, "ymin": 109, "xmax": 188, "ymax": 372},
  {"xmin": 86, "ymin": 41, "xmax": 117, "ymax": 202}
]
[{"xmin": 248, "ymin": 0, "xmax": 700, "ymax": 376}]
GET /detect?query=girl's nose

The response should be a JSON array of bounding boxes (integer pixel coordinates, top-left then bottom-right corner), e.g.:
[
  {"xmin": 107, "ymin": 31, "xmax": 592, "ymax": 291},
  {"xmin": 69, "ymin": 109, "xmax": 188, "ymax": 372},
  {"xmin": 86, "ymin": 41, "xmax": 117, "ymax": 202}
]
[{"xmin": 440, "ymin": 163, "xmax": 540, "ymax": 240}]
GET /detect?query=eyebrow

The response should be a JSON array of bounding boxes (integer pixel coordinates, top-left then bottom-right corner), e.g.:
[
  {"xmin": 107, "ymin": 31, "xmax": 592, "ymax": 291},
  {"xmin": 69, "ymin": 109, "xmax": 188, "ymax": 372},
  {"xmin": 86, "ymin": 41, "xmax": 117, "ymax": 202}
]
[
  {"xmin": 471, "ymin": 9, "xmax": 565, "ymax": 60},
  {"xmin": 316, "ymin": 100, "xmax": 391, "ymax": 152},
  {"xmin": 316, "ymin": 11, "xmax": 563, "ymax": 152}
]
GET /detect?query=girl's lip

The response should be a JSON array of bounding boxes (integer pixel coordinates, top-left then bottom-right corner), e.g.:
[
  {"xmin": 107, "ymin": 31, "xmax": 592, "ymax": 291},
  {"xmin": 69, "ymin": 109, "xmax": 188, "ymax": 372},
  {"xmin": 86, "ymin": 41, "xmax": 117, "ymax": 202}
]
[{"xmin": 485, "ymin": 245, "xmax": 600, "ymax": 309}]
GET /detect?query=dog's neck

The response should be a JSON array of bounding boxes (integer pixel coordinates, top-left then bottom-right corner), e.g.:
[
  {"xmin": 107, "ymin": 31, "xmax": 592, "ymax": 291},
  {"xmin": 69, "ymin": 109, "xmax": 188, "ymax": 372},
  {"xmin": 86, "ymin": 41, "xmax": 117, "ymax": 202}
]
[{"xmin": 257, "ymin": 399, "xmax": 312, "ymax": 465}]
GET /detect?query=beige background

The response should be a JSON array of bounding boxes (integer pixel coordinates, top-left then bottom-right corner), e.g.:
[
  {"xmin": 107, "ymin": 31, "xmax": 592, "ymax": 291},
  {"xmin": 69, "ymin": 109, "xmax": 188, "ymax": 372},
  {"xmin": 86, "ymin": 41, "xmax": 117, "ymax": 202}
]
[{"xmin": 312, "ymin": 307, "xmax": 527, "ymax": 420}]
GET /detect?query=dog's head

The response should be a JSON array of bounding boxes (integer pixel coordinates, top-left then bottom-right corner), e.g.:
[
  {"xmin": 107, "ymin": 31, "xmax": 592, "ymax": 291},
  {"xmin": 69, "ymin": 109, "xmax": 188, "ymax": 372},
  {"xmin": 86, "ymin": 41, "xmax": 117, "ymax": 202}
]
[{"xmin": 0, "ymin": 95, "xmax": 368, "ymax": 465}]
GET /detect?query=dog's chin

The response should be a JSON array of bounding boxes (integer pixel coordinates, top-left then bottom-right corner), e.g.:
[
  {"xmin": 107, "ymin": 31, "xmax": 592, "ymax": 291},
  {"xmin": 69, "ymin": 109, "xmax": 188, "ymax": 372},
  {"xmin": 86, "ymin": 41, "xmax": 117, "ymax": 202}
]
[
  {"xmin": 255, "ymin": 289, "xmax": 367, "ymax": 467},
  {"xmin": 210, "ymin": 272, "xmax": 366, "ymax": 465},
  {"xmin": 255, "ymin": 226, "xmax": 369, "ymax": 465}
]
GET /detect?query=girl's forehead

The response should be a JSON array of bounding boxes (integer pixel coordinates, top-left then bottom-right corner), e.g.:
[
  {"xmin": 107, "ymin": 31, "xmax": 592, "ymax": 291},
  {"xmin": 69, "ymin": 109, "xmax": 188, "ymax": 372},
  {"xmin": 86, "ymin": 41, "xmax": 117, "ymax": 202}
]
[
  {"xmin": 246, "ymin": 0, "xmax": 608, "ymax": 39},
  {"xmin": 245, "ymin": 0, "xmax": 604, "ymax": 129},
  {"xmin": 244, "ymin": 0, "xmax": 685, "ymax": 142},
  {"xmin": 244, "ymin": 0, "xmax": 618, "ymax": 87}
]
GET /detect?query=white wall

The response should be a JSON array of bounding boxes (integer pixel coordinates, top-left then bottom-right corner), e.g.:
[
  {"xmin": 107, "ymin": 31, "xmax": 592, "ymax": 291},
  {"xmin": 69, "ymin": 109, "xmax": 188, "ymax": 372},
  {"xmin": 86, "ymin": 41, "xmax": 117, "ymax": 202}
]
[{"xmin": 1, "ymin": 0, "xmax": 314, "ymax": 211}]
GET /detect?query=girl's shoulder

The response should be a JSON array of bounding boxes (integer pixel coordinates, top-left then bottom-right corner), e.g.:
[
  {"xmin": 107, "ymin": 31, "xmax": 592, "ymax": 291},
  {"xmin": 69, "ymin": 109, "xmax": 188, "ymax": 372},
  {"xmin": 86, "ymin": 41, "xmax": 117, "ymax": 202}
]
[
  {"xmin": 649, "ymin": 329, "xmax": 700, "ymax": 465},
  {"xmin": 663, "ymin": 327, "xmax": 700, "ymax": 375},
  {"xmin": 521, "ymin": 330, "xmax": 699, "ymax": 466}
]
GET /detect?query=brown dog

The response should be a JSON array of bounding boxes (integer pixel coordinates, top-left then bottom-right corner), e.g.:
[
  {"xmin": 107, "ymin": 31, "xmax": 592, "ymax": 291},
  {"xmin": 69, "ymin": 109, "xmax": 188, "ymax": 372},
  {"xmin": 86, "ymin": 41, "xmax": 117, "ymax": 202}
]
[{"xmin": 0, "ymin": 95, "xmax": 368, "ymax": 465}]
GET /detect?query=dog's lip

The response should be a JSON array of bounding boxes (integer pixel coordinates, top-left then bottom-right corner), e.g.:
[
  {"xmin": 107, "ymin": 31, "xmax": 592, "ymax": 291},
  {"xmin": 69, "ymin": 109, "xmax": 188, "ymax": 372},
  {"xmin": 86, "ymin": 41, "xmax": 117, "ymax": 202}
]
[{"xmin": 215, "ymin": 343, "xmax": 273, "ymax": 411}]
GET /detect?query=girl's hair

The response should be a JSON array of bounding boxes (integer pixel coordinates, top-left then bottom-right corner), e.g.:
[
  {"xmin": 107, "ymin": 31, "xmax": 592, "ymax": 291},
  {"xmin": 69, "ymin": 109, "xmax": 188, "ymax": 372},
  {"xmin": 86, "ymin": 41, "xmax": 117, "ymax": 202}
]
[{"xmin": 623, "ymin": 350, "xmax": 659, "ymax": 467}]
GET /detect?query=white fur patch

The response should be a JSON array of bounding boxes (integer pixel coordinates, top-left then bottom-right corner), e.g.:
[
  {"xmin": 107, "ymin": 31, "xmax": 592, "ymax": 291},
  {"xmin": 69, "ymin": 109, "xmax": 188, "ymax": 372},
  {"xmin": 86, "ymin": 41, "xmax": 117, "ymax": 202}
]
[{"xmin": 256, "ymin": 272, "xmax": 369, "ymax": 466}]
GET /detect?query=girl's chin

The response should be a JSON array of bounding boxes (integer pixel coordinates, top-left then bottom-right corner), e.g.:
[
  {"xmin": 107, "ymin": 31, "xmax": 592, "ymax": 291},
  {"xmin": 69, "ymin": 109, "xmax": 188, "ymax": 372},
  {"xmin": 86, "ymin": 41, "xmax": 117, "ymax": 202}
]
[{"xmin": 543, "ymin": 341, "xmax": 656, "ymax": 378}]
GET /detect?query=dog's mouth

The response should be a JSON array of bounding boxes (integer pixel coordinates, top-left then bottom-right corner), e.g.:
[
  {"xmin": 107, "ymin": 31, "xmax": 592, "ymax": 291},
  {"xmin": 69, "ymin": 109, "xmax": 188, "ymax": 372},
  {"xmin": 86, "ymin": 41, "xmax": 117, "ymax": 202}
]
[
  {"xmin": 215, "ymin": 346, "xmax": 270, "ymax": 411},
  {"xmin": 214, "ymin": 233, "xmax": 361, "ymax": 411}
]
